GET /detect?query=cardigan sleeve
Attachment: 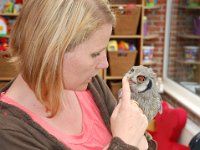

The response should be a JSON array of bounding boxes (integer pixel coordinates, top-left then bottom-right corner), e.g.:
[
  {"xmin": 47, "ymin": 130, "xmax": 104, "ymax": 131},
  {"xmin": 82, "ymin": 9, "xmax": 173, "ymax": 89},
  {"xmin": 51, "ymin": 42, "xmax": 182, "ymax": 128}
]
[
  {"xmin": 0, "ymin": 103, "xmax": 68, "ymax": 150},
  {"xmin": 108, "ymin": 137, "xmax": 139, "ymax": 150},
  {"xmin": 92, "ymin": 75, "xmax": 117, "ymax": 116},
  {"xmin": 0, "ymin": 129, "xmax": 47, "ymax": 150}
]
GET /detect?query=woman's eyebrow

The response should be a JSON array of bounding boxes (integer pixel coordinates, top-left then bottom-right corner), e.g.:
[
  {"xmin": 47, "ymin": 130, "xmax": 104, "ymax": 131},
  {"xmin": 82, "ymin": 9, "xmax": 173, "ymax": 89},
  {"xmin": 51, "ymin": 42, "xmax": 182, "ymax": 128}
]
[{"xmin": 96, "ymin": 47, "xmax": 107, "ymax": 53}]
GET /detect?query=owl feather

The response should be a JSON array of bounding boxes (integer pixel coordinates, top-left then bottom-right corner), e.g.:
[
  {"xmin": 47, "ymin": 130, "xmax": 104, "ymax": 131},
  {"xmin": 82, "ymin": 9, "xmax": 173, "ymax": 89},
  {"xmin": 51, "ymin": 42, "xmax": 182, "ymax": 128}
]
[{"xmin": 118, "ymin": 65, "xmax": 162, "ymax": 122}]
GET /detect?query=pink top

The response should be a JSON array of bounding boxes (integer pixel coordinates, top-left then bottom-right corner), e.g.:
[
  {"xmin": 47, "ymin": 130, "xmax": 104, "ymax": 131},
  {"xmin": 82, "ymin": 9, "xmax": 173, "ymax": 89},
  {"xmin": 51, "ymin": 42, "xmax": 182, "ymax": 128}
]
[{"xmin": 0, "ymin": 91, "xmax": 112, "ymax": 150}]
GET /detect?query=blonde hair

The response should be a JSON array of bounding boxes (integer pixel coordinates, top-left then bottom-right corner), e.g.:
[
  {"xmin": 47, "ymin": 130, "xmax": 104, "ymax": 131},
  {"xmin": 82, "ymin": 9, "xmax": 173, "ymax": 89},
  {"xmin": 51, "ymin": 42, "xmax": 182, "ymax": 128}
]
[{"xmin": 9, "ymin": 0, "xmax": 115, "ymax": 117}]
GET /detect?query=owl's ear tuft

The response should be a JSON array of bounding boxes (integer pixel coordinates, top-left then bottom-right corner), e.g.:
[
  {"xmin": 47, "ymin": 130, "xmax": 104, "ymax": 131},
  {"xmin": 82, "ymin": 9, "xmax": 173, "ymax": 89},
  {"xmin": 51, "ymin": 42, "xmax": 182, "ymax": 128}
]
[
  {"xmin": 148, "ymin": 68, "xmax": 157, "ymax": 78},
  {"xmin": 148, "ymin": 68, "xmax": 153, "ymax": 72}
]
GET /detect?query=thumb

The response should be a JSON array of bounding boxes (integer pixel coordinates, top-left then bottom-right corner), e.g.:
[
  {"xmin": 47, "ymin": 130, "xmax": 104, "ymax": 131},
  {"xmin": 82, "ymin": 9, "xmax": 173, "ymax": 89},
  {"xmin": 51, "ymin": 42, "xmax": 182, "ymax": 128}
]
[{"xmin": 120, "ymin": 76, "xmax": 131, "ymax": 107}]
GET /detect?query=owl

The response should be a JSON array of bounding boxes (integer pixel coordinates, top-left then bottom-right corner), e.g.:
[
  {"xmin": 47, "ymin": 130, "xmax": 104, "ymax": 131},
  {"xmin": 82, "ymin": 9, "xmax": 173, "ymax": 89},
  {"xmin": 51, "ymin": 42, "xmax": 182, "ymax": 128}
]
[{"xmin": 118, "ymin": 65, "xmax": 162, "ymax": 122}]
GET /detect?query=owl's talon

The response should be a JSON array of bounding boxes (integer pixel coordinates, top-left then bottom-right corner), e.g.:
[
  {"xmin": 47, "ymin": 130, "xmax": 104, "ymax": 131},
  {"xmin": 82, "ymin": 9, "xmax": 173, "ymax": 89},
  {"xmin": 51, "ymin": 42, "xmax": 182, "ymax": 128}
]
[{"xmin": 144, "ymin": 132, "xmax": 152, "ymax": 141}]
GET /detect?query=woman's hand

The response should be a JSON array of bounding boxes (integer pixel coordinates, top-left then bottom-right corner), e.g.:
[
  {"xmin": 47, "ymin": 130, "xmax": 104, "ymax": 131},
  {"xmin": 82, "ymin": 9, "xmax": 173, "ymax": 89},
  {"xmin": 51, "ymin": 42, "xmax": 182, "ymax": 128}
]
[{"xmin": 110, "ymin": 76, "xmax": 148, "ymax": 150}]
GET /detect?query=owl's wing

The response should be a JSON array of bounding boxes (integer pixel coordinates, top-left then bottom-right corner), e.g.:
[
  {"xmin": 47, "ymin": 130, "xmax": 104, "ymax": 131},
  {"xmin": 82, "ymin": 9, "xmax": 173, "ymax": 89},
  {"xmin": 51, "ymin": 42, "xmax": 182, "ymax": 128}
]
[
  {"xmin": 158, "ymin": 95, "xmax": 162, "ymax": 114},
  {"xmin": 118, "ymin": 88, "xmax": 123, "ymax": 100}
]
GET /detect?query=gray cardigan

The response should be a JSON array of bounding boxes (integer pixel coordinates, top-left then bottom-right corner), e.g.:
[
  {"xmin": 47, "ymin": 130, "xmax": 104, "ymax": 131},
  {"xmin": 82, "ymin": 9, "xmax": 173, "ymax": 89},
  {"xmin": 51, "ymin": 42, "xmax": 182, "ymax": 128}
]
[{"xmin": 0, "ymin": 76, "xmax": 156, "ymax": 150}]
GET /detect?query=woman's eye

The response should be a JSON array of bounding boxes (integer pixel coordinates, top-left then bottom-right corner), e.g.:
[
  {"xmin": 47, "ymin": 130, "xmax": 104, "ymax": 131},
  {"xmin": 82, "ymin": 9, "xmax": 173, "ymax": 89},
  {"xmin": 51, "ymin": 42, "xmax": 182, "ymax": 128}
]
[{"xmin": 91, "ymin": 52, "xmax": 100, "ymax": 58}]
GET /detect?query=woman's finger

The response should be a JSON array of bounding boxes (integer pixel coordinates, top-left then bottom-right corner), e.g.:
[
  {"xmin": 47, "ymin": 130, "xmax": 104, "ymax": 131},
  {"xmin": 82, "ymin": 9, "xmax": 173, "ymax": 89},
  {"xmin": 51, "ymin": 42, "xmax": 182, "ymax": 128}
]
[{"xmin": 121, "ymin": 76, "xmax": 131, "ymax": 108}]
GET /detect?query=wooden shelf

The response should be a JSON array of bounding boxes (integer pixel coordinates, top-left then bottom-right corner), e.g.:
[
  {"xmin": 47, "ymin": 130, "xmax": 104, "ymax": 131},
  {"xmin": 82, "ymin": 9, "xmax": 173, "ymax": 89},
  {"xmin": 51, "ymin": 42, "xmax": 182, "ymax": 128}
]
[
  {"xmin": 105, "ymin": 1, "xmax": 159, "ymax": 90},
  {"xmin": 110, "ymin": 4, "xmax": 142, "ymax": 8},
  {"xmin": 175, "ymin": 60, "xmax": 200, "ymax": 65},
  {"xmin": 143, "ymin": 34, "xmax": 159, "ymax": 40},
  {"xmin": 0, "ymin": 51, "xmax": 10, "ymax": 57},
  {"xmin": 0, "ymin": 35, "xmax": 10, "ymax": 38},
  {"xmin": 177, "ymin": 34, "xmax": 200, "ymax": 39},
  {"xmin": 0, "ymin": 13, "xmax": 19, "ymax": 17},
  {"xmin": 142, "ymin": 61, "xmax": 156, "ymax": 66},
  {"xmin": 111, "ymin": 35, "xmax": 141, "ymax": 39},
  {"xmin": 104, "ymin": 76, "xmax": 123, "ymax": 80},
  {"xmin": 178, "ymin": 5, "xmax": 200, "ymax": 10},
  {"xmin": 144, "ymin": 5, "xmax": 161, "ymax": 10},
  {"xmin": 0, "ymin": 77, "xmax": 14, "ymax": 81}
]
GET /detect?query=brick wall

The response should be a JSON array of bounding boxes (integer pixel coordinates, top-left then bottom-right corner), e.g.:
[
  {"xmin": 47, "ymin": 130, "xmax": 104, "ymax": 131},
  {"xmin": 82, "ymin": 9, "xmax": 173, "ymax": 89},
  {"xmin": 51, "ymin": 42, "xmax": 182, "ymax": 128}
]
[
  {"xmin": 167, "ymin": 0, "xmax": 200, "ymax": 82},
  {"xmin": 144, "ymin": 0, "xmax": 166, "ymax": 77},
  {"xmin": 159, "ymin": 0, "xmax": 200, "ymax": 126}
]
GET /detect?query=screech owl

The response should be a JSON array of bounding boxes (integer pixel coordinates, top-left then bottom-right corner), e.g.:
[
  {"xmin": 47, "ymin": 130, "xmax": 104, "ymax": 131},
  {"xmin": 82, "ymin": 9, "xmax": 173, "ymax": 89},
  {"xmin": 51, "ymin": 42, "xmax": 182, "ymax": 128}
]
[{"xmin": 118, "ymin": 65, "xmax": 162, "ymax": 122}]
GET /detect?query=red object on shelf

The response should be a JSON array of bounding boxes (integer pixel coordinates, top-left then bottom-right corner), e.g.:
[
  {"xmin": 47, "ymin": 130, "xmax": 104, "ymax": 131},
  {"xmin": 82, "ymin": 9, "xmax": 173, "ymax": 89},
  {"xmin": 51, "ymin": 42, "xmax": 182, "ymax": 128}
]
[
  {"xmin": 126, "ymin": 4, "xmax": 137, "ymax": 9},
  {"xmin": 0, "ymin": 38, "xmax": 9, "ymax": 51},
  {"xmin": 15, "ymin": 0, "xmax": 23, "ymax": 4}
]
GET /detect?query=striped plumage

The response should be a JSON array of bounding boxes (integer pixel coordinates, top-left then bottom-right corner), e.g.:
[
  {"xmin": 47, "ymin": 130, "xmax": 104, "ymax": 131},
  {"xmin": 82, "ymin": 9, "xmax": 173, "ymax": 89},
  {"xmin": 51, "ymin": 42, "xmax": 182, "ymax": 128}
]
[{"xmin": 118, "ymin": 65, "xmax": 162, "ymax": 122}]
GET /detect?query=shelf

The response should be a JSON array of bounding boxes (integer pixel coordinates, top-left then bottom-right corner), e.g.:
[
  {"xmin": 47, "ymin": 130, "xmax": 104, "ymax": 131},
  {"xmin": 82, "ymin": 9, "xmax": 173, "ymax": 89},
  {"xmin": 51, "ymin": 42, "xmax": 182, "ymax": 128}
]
[
  {"xmin": 104, "ymin": 76, "xmax": 123, "ymax": 80},
  {"xmin": 110, "ymin": 35, "xmax": 141, "ymax": 39},
  {"xmin": 0, "ymin": 51, "xmax": 10, "ymax": 56},
  {"xmin": 142, "ymin": 61, "xmax": 156, "ymax": 66},
  {"xmin": 105, "ymin": 1, "xmax": 154, "ymax": 84},
  {"xmin": 143, "ymin": 34, "xmax": 159, "ymax": 40},
  {"xmin": 0, "ymin": 35, "xmax": 10, "ymax": 38},
  {"xmin": 0, "ymin": 77, "xmax": 14, "ymax": 81},
  {"xmin": 110, "ymin": 4, "xmax": 142, "ymax": 8},
  {"xmin": 0, "ymin": 13, "xmax": 19, "ymax": 17},
  {"xmin": 144, "ymin": 5, "xmax": 161, "ymax": 10},
  {"xmin": 177, "ymin": 34, "xmax": 200, "ymax": 39},
  {"xmin": 178, "ymin": 5, "xmax": 200, "ymax": 10},
  {"xmin": 175, "ymin": 60, "xmax": 200, "ymax": 65}
]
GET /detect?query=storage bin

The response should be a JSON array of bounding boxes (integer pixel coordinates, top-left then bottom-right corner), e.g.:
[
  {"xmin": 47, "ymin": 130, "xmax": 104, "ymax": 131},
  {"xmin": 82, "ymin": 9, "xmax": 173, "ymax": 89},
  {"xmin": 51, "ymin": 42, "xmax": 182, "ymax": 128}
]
[
  {"xmin": 143, "ymin": 46, "xmax": 154, "ymax": 62},
  {"xmin": 183, "ymin": 46, "xmax": 199, "ymax": 62},
  {"xmin": 108, "ymin": 50, "xmax": 137, "ymax": 76},
  {"xmin": 110, "ymin": 81, "xmax": 122, "ymax": 99},
  {"xmin": 193, "ymin": 17, "xmax": 200, "ymax": 35},
  {"xmin": 143, "ymin": 16, "xmax": 148, "ymax": 36},
  {"xmin": 113, "ymin": 7, "xmax": 141, "ymax": 35},
  {"xmin": 185, "ymin": 0, "xmax": 200, "ymax": 7},
  {"xmin": 145, "ymin": 0, "xmax": 158, "ymax": 7}
]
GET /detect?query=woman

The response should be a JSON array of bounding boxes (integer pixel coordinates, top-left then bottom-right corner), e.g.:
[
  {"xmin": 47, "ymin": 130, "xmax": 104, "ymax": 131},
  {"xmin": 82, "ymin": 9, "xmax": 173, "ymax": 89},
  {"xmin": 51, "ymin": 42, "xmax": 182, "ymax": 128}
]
[{"xmin": 0, "ymin": 0, "xmax": 156, "ymax": 149}]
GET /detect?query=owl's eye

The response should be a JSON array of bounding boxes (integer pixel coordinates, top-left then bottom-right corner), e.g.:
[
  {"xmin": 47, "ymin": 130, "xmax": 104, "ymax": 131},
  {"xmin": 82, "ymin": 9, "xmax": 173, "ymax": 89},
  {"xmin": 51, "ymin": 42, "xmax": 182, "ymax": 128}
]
[{"xmin": 137, "ymin": 75, "xmax": 145, "ymax": 84}]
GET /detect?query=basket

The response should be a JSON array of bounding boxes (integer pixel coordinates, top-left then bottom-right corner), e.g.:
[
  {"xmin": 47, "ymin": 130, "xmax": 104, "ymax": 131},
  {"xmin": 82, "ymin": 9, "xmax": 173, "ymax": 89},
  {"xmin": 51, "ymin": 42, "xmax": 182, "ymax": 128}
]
[
  {"xmin": 143, "ymin": 46, "xmax": 154, "ymax": 62},
  {"xmin": 113, "ymin": 7, "xmax": 141, "ymax": 35},
  {"xmin": 110, "ymin": 81, "xmax": 122, "ymax": 99},
  {"xmin": 108, "ymin": 51, "xmax": 137, "ymax": 76},
  {"xmin": 0, "ymin": 52, "xmax": 17, "ymax": 78},
  {"xmin": 184, "ymin": 46, "xmax": 199, "ymax": 62}
]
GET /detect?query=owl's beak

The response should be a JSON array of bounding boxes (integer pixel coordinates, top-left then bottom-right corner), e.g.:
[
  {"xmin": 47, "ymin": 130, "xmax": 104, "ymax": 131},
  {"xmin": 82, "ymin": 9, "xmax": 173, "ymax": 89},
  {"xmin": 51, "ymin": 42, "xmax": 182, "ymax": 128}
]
[{"xmin": 128, "ymin": 79, "xmax": 136, "ymax": 85}]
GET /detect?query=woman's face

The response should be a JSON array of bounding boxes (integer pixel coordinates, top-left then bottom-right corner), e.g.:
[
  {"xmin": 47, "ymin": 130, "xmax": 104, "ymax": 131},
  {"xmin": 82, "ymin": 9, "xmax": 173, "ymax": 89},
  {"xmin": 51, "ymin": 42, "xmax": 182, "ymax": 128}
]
[{"xmin": 63, "ymin": 24, "xmax": 112, "ymax": 90}]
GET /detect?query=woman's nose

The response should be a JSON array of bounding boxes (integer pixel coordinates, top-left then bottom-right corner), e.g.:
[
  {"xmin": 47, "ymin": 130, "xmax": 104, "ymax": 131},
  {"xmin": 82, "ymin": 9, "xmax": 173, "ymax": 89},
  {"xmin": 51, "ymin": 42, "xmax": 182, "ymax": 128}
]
[{"xmin": 97, "ymin": 52, "xmax": 109, "ymax": 69}]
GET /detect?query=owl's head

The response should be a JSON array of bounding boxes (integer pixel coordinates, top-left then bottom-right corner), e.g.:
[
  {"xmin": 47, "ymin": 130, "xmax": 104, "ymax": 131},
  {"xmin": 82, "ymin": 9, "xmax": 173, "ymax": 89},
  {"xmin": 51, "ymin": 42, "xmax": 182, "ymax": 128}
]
[{"xmin": 125, "ymin": 65, "xmax": 157, "ymax": 93}]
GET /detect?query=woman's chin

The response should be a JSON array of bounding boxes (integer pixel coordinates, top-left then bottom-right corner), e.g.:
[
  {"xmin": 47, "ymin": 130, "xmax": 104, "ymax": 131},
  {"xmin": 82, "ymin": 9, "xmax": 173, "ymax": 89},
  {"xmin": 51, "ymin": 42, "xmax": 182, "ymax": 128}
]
[{"xmin": 76, "ymin": 83, "xmax": 89, "ymax": 91}]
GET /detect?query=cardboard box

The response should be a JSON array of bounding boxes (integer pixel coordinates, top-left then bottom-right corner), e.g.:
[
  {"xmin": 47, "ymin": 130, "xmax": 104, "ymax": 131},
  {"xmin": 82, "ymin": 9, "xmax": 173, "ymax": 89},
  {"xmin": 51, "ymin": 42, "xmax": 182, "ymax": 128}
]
[
  {"xmin": 113, "ymin": 7, "xmax": 141, "ymax": 35},
  {"xmin": 108, "ymin": 51, "xmax": 137, "ymax": 76}
]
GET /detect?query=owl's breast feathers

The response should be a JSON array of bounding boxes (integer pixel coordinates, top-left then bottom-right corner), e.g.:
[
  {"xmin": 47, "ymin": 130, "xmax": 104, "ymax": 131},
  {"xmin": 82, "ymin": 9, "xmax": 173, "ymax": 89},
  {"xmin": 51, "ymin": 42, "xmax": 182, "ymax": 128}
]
[
  {"xmin": 138, "ymin": 79, "xmax": 152, "ymax": 93},
  {"xmin": 131, "ymin": 85, "xmax": 162, "ymax": 122}
]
